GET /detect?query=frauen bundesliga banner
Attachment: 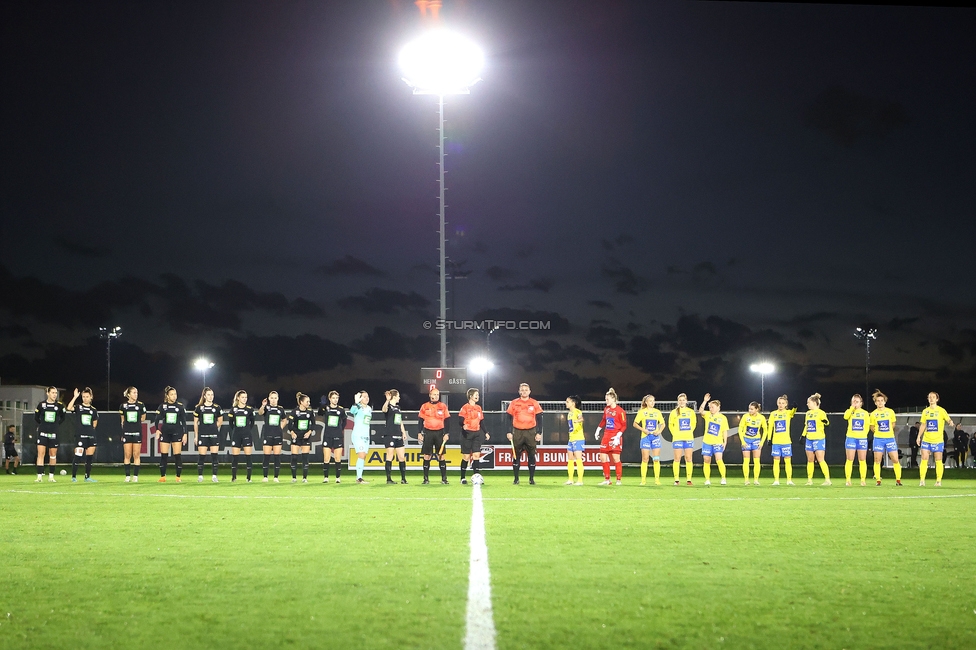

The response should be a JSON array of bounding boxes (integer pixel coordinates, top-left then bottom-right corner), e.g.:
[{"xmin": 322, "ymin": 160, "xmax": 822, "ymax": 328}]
[{"xmin": 350, "ymin": 445, "xmax": 608, "ymax": 470}]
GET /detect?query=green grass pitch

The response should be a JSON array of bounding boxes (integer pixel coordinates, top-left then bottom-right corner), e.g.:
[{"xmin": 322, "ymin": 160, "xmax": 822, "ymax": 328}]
[{"xmin": 1, "ymin": 466, "xmax": 975, "ymax": 649}]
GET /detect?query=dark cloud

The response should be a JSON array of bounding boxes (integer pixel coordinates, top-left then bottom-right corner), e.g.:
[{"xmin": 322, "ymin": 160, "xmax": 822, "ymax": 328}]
[
  {"xmin": 514, "ymin": 244, "xmax": 536, "ymax": 259},
  {"xmin": 601, "ymin": 261, "xmax": 646, "ymax": 295},
  {"xmin": 586, "ymin": 325, "xmax": 626, "ymax": 350},
  {"xmin": 351, "ymin": 326, "xmax": 438, "ymax": 362},
  {"xmin": 316, "ymin": 255, "xmax": 385, "ymax": 277},
  {"xmin": 545, "ymin": 370, "xmax": 610, "ymax": 399},
  {"xmin": 589, "ymin": 300, "xmax": 614, "ymax": 310},
  {"xmin": 804, "ymin": 85, "xmax": 909, "ymax": 147},
  {"xmin": 337, "ymin": 288, "xmax": 430, "ymax": 314},
  {"xmin": 780, "ymin": 312, "xmax": 839, "ymax": 326},
  {"xmin": 626, "ymin": 334, "xmax": 679, "ymax": 374},
  {"xmin": 485, "ymin": 266, "xmax": 515, "ymax": 281},
  {"xmin": 469, "ymin": 308, "xmax": 572, "ymax": 335},
  {"xmin": 224, "ymin": 334, "xmax": 352, "ymax": 380},
  {"xmin": 887, "ymin": 317, "xmax": 919, "ymax": 331},
  {"xmin": 52, "ymin": 235, "xmax": 111, "ymax": 259},
  {"xmin": 498, "ymin": 278, "xmax": 553, "ymax": 293},
  {"xmin": 671, "ymin": 314, "xmax": 805, "ymax": 357}
]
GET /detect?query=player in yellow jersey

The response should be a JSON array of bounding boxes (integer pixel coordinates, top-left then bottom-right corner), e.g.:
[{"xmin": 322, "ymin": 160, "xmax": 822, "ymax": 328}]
[
  {"xmin": 564, "ymin": 395, "xmax": 586, "ymax": 485},
  {"xmin": 633, "ymin": 394, "xmax": 665, "ymax": 485},
  {"xmin": 869, "ymin": 390, "xmax": 902, "ymax": 487},
  {"xmin": 668, "ymin": 393, "xmax": 698, "ymax": 485},
  {"xmin": 917, "ymin": 391, "xmax": 954, "ymax": 487},
  {"xmin": 698, "ymin": 393, "xmax": 729, "ymax": 486},
  {"xmin": 767, "ymin": 395, "xmax": 796, "ymax": 486},
  {"xmin": 738, "ymin": 402, "xmax": 766, "ymax": 485},
  {"xmin": 801, "ymin": 393, "xmax": 831, "ymax": 486},
  {"xmin": 843, "ymin": 394, "xmax": 871, "ymax": 486}
]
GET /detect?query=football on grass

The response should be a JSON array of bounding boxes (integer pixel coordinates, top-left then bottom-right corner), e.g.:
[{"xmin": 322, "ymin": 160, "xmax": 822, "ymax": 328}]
[{"xmin": 472, "ymin": 473, "xmax": 484, "ymax": 485}]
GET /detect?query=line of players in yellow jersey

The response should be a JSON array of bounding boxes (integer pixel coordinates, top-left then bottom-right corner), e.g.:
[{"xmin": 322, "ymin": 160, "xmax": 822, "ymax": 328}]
[{"xmin": 627, "ymin": 389, "xmax": 955, "ymax": 488}]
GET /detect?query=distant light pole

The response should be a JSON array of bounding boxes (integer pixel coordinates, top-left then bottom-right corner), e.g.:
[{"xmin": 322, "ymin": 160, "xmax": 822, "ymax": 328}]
[
  {"xmin": 854, "ymin": 326, "xmax": 878, "ymax": 399},
  {"xmin": 99, "ymin": 326, "xmax": 122, "ymax": 411},
  {"xmin": 400, "ymin": 29, "xmax": 484, "ymax": 367},
  {"xmin": 194, "ymin": 358, "xmax": 215, "ymax": 389},
  {"xmin": 749, "ymin": 362, "xmax": 775, "ymax": 410},
  {"xmin": 469, "ymin": 357, "xmax": 494, "ymax": 407}
]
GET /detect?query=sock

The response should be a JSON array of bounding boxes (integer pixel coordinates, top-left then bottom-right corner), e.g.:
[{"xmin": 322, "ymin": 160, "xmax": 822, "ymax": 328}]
[
  {"xmin": 246, "ymin": 456, "xmax": 253, "ymax": 481},
  {"xmin": 920, "ymin": 461, "xmax": 928, "ymax": 482},
  {"xmin": 356, "ymin": 457, "xmax": 364, "ymax": 479},
  {"xmin": 199, "ymin": 455, "xmax": 207, "ymax": 477},
  {"xmin": 125, "ymin": 462, "xmax": 131, "ymax": 477},
  {"xmin": 160, "ymin": 452, "xmax": 169, "ymax": 477},
  {"xmin": 324, "ymin": 459, "xmax": 330, "ymax": 478},
  {"xmin": 291, "ymin": 454, "xmax": 298, "ymax": 479},
  {"xmin": 301, "ymin": 452, "xmax": 309, "ymax": 479},
  {"xmin": 703, "ymin": 463, "xmax": 711, "ymax": 482},
  {"xmin": 399, "ymin": 460, "xmax": 407, "ymax": 480},
  {"xmin": 72, "ymin": 453, "xmax": 80, "ymax": 478},
  {"xmin": 874, "ymin": 461, "xmax": 882, "ymax": 481},
  {"xmin": 893, "ymin": 462, "xmax": 902, "ymax": 481},
  {"xmin": 134, "ymin": 464, "xmax": 140, "ymax": 477},
  {"xmin": 568, "ymin": 460, "xmax": 575, "ymax": 480},
  {"xmin": 807, "ymin": 462, "xmax": 815, "ymax": 480},
  {"xmin": 334, "ymin": 459, "xmax": 341, "ymax": 479},
  {"xmin": 858, "ymin": 460, "xmax": 866, "ymax": 481},
  {"xmin": 460, "ymin": 460, "xmax": 468, "ymax": 480},
  {"xmin": 615, "ymin": 461, "xmax": 622, "ymax": 480},
  {"xmin": 576, "ymin": 458, "xmax": 585, "ymax": 481},
  {"xmin": 753, "ymin": 460, "xmax": 761, "ymax": 481},
  {"xmin": 845, "ymin": 459, "xmax": 853, "ymax": 481},
  {"xmin": 386, "ymin": 460, "xmax": 393, "ymax": 480},
  {"xmin": 784, "ymin": 458, "xmax": 793, "ymax": 481},
  {"xmin": 231, "ymin": 457, "xmax": 238, "ymax": 480},
  {"xmin": 603, "ymin": 461, "xmax": 611, "ymax": 480},
  {"xmin": 640, "ymin": 461, "xmax": 648, "ymax": 482},
  {"xmin": 717, "ymin": 458, "xmax": 726, "ymax": 479},
  {"xmin": 936, "ymin": 461, "xmax": 944, "ymax": 482},
  {"xmin": 439, "ymin": 459, "xmax": 447, "ymax": 481},
  {"xmin": 423, "ymin": 459, "xmax": 430, "ymax": 481},
  {"xmin": 37, "ymin": 465, "xmax": 43, "ymax": 477},
  {"xmin": 819, "ymin": 460, "xmax": 830, "ymax": 480},
  {"xmin": 743, "ymin": 459, "xmax": 750, "ymax": 481},
  {"xmin": 773, "ymin": 458, "xmax": 781, "ymax": 482},
  {"xmin": 273, "ymin": 456, "xmax": 280, "ymax": 478},
  {"xmin": 673, "ymin": 460, "xmax": 681, "ymax": 481},
  {"xmin": 528, "ymin": 459, "xmax": 536, "ymax": 482},
  {"xmin": 685, "ymin": 462, "xmax": 693, "ymax": 482},
  {"xmin": 262, "ymin": 455, "xmax": 270, "ymax": 478},
  {"xmin": 85, "ymin": 455, "xmax": 93, "ymax": 479},
  {"xmin": 512, "ymin": 461, "xmax": 520, "ymax": 481},
  {"xmin": 652, "ymin": 459, "xmax": 660, "ymax": 481},
  {"xmin": 212, "ymin": 455, "xmax": 219, "ymax": 476},
  {"xmin": 174, "ymin": 454, "xmax": 182, "ymax": 478}
]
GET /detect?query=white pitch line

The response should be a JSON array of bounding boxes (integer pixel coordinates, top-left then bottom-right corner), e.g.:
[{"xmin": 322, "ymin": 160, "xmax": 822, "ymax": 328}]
[{"xmin": 464, "ymin": 483, "xmax": 497, "ymax": 650}]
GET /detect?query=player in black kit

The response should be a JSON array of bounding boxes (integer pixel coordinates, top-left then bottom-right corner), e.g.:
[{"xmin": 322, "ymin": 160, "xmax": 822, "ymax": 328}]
[
  {"xmin": 34, "ymin": 386, "xmax": 65, "ymax": 482},
  {"xmin": 120, "ymin": 386, "xmax": 147, "ymax": 482},
  {"xmin": 319, "ymin": 391, "xmax": 346, "ymax": 483},
  {"xmin": 66, "ymin": 387, "xmax": 99, "ymax": 482},
  {"xmin": 382, "ymin": 390, "xmax": 408, "ymax": 484},
  {"xmin": 258, "ymin": 391, "xmax": 286, "ymax": 482},
  {"xmin": 193, "ymin": 387, "xmax": 223, "ymax": 482},
  {"xmin": 285, "ymin": 393, "xmax": 315, "ymax": 483},
  {"xmin": 228, "ymin": 390, "xmax": 256, "ymax": 483},
  {"xmin": 154, "ymin": 386, "xmax": 188, "ymax": 482},
  {"xmin": 4, "ymin": 425, "xmax": 19, "ymax": 475}
]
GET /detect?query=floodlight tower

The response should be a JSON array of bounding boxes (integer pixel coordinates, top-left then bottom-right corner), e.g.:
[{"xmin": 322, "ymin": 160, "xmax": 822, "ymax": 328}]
[
  {"xmin": 194, "ymin": 358, "xmax": 215, "ymax": 389},
  {"xmin": 749, "ymin": 362, "xmax": 775, "ymax": 410},
  {"xmin": 99, "ymin": 326, "xmax": 122, "ymax": 410},
  {"xmin": 854, "ymin": 326, "xmax": 878, "ymax": 399}
]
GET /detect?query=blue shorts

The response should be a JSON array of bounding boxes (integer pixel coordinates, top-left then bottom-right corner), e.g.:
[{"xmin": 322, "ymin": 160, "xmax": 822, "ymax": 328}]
[
  {"xmin": 920, "ymin": 441, "xmax": 944, "ymax": 453},
  {"xmin": 742, "ymin": 437, "xmax": 761, "ymax": 452},
  {"xmin": 672, "ymin": 439, "xmax": 694, "ymax": 450},
  {"xmin": 771, "ymin": 443, "xmax": 792, "ymax": 458},
  {"xmin": 701, "ymin": 442, "xmax": 724, "ymax": 457},
  {"xmin": 873, "ymin": 437, "xmax": 897, "ymax": 453},
  {"xmin": 805, "ymin": 439, "xmax": 826, "ymax": 452},
  {"xmin": 640, "ymin": 435, "xmax": 662, "ymax": 450},
  {"xmin": 845, "ymin": 437, "xmax": 868, "ymax": 451},
  {"xmin": 567, "ymin": 440, "xmax": 585, "ymax": 453}
]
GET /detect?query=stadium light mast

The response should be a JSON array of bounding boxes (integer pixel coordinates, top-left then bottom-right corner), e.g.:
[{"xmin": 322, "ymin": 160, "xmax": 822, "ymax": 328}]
[
  {"xmin": 469, "ymin": 357, "xmax": 494, "ymax": 406},
  {"xmin": 854, "ymin": 326, "xmax": 878, "ymax": 399},
  {"xmin": 194, "ymin": 358, "xmax": 215, "ymax": 389},
  {"xmin": 749, "ymin": 362, "xmax": 775, "ymax": 410},
  {"xmin": 399, "ymin": 30, "xmax": 483, "ymax": 367},
  {"xmin": 99, "ymin": 326, "xmax": 122, "ymax": 411}
]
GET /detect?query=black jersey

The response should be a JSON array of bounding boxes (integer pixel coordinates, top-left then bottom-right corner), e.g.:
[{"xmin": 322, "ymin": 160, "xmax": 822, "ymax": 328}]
[
  {"xmin": 228, "ymin": 406, "xmax": 255, "ymax": 433},
  {"xmin": 75, "ymin": 404, "xmax": 99, "ymax": 436},
  {"xmin": 289, "ymin": 408, "xmax": 315, "ymax": 439},
  {"xmin": 194, "ymin": 403, "xmax": 222, "ymax": 435},
  {"xmin": 385, "ymin": 405, "xmax": 403, "ymax": 438},
  {"xmin": 34, "ymin": 401, "xmax": 65, "ymax": 434},
  {"xmin": 4, "ymin": 431, "xmax": 15, "ymax": 446},
  {"xmin": 120, "ymin": 401, "xmax": 147, "ymax": 433},
  {"xmin": 262, "ymin": 405, "xmax": 286, "ymax": 434},
  {"xmin": 155, "ymin": 402, "xmax": 187, "ymax": 435},
  {"xmin": 319, "ymin": 406, "xmax": 347, "ymax": 436}
]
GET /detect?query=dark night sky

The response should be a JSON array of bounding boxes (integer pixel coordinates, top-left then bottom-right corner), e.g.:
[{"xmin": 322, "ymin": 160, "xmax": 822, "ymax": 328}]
[{"xmin": 1, "ymin": 0, "xmax": 974, "ymax": 411}]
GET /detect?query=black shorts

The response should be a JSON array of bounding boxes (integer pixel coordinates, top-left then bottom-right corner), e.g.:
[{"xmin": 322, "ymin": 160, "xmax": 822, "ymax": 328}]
[
  {"xmin": 122, "ymin": 433, "xmax": 142, "ymax": 445},
  {"xmin": 421, "ymin": 429, "xmax": 446, "ymax": 456},
  {"xmin": 262, "ymin": 435, "xmax": 283, "ymax": 446},
  {"xmin": 290, "ymin": 435, "xmax": 312, "ymax": 448},
  {"xmin": 37, "ymin": 434, "xmax": 58, "ymax": 448},
  {"xmin": 324, "ymin": 435, "xmax": 343, "ymax": 450},
  {"xmin": 198, "ymin": 435, "xmax": 220, "ymax": 449},
  {"xmin": 5, "ymin": 445, "xmax": 18, "ymax": 458},
  {"xmin": 75, "ymin": 436, "xmax": 97, "ymax": 450},
  {"xmin": 385, "ymin": 436, "xmax": 404, "ymax": 449},
  {"xmin": 232, "ymin": 431, "xmax": 253, "ymax": 448},
  {"xmin": 512, "ymin": 428, "xmax": 538, "ymax": 454},
  {"xmin": 460, "ymin": 432, "xmax": 483, "ymax": 455},
  {"xmin": 161, "ymin": 431, "xmax": 185, "ymax": 445}
]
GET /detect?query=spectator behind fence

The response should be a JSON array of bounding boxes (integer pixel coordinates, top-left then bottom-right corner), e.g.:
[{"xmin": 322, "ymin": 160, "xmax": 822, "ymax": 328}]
[
  {"xmin": 952, "ymin": 424, "xmax": 968, "ymax": 469},
  {"xmin": 969, "ymin": 432, "xmax": 976, "ymax": 469},
  {"xmin": 909, "ymin": 422, "xmax": 920, "ymax": 468}
]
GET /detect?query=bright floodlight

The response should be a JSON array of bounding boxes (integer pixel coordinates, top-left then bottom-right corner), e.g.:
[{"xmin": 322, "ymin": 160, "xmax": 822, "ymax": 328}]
[
  {"xmin": 469, "ymin": 357, "xmax": 494, "ymax": 375},
  {"xmin": 750, "ymin": 362, "xmax": 775, "ymax": 375},
  {"xmin": 399, "ymin": 30, "xmax": 483, "ymax": 95},
  {"xmin": 194, "ymin": 358, "xmax": 214, "ymax": 371}
]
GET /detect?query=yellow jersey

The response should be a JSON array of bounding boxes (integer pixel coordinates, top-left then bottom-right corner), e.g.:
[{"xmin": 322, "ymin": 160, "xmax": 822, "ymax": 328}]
[
  {"xmin": 803, "ymin": 409, "xmax": 829, "ymax": 440},
  {"xmin": 567, "ymin": 407, "xmax": 585, "ymax": 442},
  {"xmin": 920, "ymin": 405, "xmax": 950, "ymax": 444},
  {"xmin": 738, "ymin": 413, "xmax": 767, "ymax": 442},
  {"xmin": 869, "ymin": 408, "xmax": 897, "ymax": 439},
  {"xmin": 634, "ymin": 407, "xmax": 664, "ymax": 438},
  {"xmin": 668, "ymin": 407, "xmax": 697, "ymax": 442},
  {"xmin": 702, "ymin": 412, "xmax": 729, "ymax": 444},
  {"xmin": 767, "ymin": 408, "xmax": 796, "ymax": 445},
  {"xmin": 844, "ymin": 408, "xmax": 870, "ymax": 439}
]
